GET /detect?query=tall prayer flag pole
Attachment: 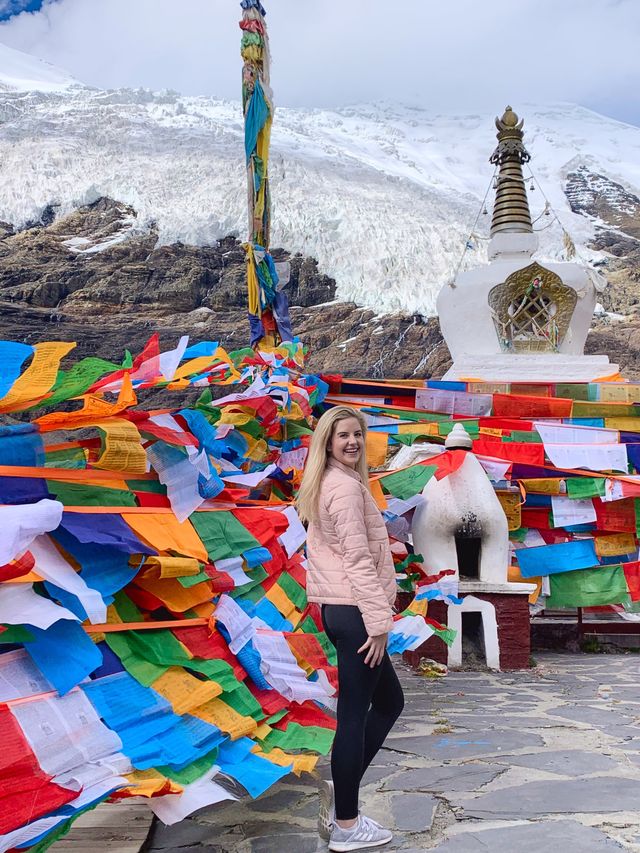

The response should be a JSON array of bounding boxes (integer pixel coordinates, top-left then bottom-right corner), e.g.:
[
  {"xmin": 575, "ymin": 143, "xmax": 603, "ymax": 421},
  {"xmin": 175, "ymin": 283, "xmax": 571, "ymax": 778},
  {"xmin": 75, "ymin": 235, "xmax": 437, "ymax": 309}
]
[{"xmin": 239, "ymin": 0, "xmax": 292, "ymax": 350}]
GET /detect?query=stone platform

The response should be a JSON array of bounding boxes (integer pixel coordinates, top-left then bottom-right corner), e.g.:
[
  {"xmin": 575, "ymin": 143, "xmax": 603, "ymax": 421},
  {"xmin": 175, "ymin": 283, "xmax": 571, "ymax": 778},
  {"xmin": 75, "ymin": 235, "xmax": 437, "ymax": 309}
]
[{"xmin": 83, "ymin": 652, "xmax": 640, "ymax": 853}]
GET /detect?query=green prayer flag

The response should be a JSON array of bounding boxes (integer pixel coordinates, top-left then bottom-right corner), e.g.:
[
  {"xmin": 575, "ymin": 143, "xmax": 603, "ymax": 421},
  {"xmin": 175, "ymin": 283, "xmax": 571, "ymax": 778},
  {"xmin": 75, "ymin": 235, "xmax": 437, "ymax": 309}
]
[
  {"xmin": 126, "ymin": 479, "xmax": 167, "ymax": 494},
  {"xmin": 0, "ymin": 625, "xmax": 34, "ymax": 644},
  {"xmin": 438, "ymin": 421, "xmax": 479, "ymax": 437},
  {"xmin": 29, "ymin": 357, "xmax": 119, "ymax": 410},
  {"xmin": 220, "ymin": 681, "xmax": 263, "ymax": 721},
  {"xmin": 265, "ymin": 709, "xmax": 288, "ymax": 726},
  {"xmin": 278, "ymin": 572, "xmax": 307, "ymax": 610},
  {"xmin": 509, "ymin": 527, "xmax": 528, "ymax": 543},
  {"xmin": 547, "ymin": 564, "xmax": 630, "ymax": 609},
  {"xmin": 284, "ymin": 421, "xmax": 313, "ymax": 438},
  {"xmin": 555, "ymin": 384, "xmax": 592, "ymax": 401},
  {"xmin": 44, "ymin": 447, "xmax": 87, "ymax": 469},
  {"xmin": 178, "ymin": 570, "xmax": 210, "ymax": 588},
  {"xmin": 566, "ymin": 477, "xmax": 606, "ymax": 499},
  {"xmin": 158, "ymin": 749, "xmax": 219, "ymax": 784},
  {"xmin": 261, "ymin": 722, "xmax": 334, "ymax": 755},
  {"xmin": 507, "ymin": 430, "xmax": 542, "ymax": 443},
  {"xmin": 381, "ymin": 465, "xmax": 437, "ymax": 500},
  {"xmin": 190, "ymin": 512, "xmax": 261, "ymax": 562},
  {"xmin": 47, "ymin": 481, "xmax": 138, "ymax": 507}
]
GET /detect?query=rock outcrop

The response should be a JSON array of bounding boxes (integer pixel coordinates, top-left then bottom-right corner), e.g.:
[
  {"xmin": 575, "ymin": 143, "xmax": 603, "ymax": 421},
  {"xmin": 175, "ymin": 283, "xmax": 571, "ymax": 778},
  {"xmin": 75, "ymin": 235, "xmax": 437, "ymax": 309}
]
[
  {"xmin": 2, "ymin": 191, "xmax": 640, "ymax": 380},
  {"xmin": 0, "ymin": 197, "xmax": 449, "ymax": 379}
]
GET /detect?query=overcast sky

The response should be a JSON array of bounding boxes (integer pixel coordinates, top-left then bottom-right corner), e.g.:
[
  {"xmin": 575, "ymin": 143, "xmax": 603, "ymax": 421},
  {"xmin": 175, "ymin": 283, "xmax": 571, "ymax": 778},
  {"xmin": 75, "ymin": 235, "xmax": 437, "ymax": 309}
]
[{"xmin": 0, "ymin": 0, "xmax": 638, "ymax": 126}]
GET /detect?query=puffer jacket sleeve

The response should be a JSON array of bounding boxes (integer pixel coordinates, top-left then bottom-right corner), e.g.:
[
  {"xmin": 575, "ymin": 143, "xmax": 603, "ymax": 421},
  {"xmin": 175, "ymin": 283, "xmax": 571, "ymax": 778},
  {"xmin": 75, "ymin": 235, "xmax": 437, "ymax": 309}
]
[{"xmin": 325, "ymin": 479, "xmax": 394, "ymax": 636}]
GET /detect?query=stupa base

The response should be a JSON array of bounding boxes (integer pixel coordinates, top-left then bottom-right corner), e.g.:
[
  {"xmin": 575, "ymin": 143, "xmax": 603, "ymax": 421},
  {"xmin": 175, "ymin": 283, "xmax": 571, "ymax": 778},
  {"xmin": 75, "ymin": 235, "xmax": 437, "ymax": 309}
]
[{"xmin": 443, "ymin": 353, "xmax": 619, "ymax": 383}]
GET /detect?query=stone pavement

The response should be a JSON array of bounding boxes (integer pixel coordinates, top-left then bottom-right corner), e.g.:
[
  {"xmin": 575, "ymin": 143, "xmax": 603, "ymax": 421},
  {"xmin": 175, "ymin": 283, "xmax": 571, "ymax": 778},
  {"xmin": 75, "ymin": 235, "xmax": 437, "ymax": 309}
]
[{"xmin": 143, "ymin": 652, "xmax": 640, "ymax": 853}]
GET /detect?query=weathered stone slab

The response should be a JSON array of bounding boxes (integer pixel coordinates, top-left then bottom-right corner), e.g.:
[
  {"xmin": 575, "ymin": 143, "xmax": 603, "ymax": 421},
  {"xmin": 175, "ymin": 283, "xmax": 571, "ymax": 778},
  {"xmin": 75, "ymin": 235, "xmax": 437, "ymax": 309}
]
[
  {"xmin": 249, "ymin": 833, "xmax": 322, "ymax": 852},
  {"xmin": 382, "ymin": 763, "xmax": 505, "ymax": 793},
  {"xmin": 551, "ymin": 705, "xmax": 632, "ymax": 727},
  {"xmin": 445, "ymin": 714, "xmax": 563, "ymax": 730},
  {"xmin": 390, "ymin": 792, "xmax": 437, "ymax": 832},
  {"xmin": 430, "ymin": 820, "xmax": 624, "ymax": 851},
  {"xmin": 456, "ymin": 776, "xmax": 640, "ymax": 819},
  {"xmin": 385, "ymin": 729, "xmax": 543, "ymax": 759},
  {"xmin": 492, "ymin": 749, "xmax": 620, "ymax": 776},
  {"xmin": 245, "ymin": 788, "xmax": 305, "ymax": 813}
]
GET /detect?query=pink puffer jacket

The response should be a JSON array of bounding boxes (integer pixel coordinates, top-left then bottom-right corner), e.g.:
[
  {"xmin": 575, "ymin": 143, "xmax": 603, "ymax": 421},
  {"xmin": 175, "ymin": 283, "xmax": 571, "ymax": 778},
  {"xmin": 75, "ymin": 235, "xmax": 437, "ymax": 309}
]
[{"xmin": 306, "ymin": 458, "xmax": 397, "ymax": 636}]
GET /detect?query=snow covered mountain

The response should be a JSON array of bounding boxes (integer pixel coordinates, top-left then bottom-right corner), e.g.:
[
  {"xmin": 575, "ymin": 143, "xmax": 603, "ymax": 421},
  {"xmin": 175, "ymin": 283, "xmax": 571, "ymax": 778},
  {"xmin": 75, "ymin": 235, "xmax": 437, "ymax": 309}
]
[{"xmin": 0, "ymin": 44, "xmax": 639, "ymax": 317}]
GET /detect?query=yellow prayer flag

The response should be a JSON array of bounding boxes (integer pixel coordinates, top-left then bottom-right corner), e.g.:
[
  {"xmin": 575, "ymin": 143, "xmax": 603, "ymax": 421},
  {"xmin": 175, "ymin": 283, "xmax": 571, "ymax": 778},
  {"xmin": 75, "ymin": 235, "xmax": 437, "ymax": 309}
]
[
  {"xmin": 600, "ymin": 384, "xmax": 640, "ymax": 403},
  {"xmin": 91, "ymin": 417, "xmax": 147, "ymax": 473},
  {"xmin": 252, "ymin": 746, "xmax": 319, "ymax": 776},
  {"xmin": 497, "ymin": 491, "xmax": 522, "ymax": 531},
  {"xmin": 152, "ymin": 667, "xmax": 221, "ymax": 715},
  {"xmin": 192, "ymin": 697, "xmax": 257, "ymax": 739},
  {"xmin": 121, "ymin": 769, "xmax": 182, "ymax": 798},
  {"xmin": 0, "ymin": 341, "xmax": 75, "ymax": 412},
  {"xmin": 140, "ymin": 556, "xmax": 202, "ymax": 579},
  {"xmin": 595, "ymin": 533, "xmax": 637, "ymax": 558},
  {"xmin": 265, "ymin": 584, "xmax": 297, "ymax": 622},
  {"xmin": 519, "ymin": 478, "xmax": 564, "ymax": 495},
  {"xmin": 604, "ymin": 417, "xmax": 640, "ymax": 431}
]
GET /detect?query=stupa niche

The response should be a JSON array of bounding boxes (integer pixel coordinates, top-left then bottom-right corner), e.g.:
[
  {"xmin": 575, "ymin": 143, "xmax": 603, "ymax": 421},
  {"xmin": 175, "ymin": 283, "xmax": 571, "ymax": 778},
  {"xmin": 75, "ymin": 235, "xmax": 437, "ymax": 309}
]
[{"xmin": 438, "ymin": 106, "xmax": 616, "ymax": 382}]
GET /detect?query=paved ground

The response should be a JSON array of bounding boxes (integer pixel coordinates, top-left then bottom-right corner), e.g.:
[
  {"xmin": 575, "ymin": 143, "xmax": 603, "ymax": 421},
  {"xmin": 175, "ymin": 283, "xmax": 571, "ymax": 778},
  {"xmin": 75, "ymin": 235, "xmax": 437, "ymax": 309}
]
[{"xmin": 84, "ymin": 652, "xmax": 640, "ymax": 852}]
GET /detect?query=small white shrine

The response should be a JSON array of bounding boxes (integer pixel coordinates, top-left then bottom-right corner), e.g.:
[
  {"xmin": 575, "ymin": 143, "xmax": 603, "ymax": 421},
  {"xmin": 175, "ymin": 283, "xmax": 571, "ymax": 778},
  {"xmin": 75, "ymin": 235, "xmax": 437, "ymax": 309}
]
[
  {"xmin": 438, "ymin": 106, "xmax": 616, "ymax": 383},
  {"xmin": 412, "ymin": 423, "xmax": 536, "ymax": 671}
]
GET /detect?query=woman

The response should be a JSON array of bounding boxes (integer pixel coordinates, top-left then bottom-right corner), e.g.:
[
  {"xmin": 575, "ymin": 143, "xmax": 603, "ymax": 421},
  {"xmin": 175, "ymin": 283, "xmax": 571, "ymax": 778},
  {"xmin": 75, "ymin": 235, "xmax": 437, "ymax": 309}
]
[{"xmin": 297, "ymin": 406, "xmax": 404, "ymax": 851}]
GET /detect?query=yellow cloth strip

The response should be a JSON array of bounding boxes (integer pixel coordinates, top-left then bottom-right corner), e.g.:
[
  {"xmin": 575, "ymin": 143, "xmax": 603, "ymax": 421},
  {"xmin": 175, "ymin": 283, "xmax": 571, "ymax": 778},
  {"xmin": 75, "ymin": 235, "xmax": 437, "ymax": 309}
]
[
  {"xmin": 139, "ymin": 556, "xmax": 202, "ymax": 580},
  {"xmin": 192, "ymin": 697, "xmax": 257, "ymax": 740},
  {"xmin": 121, "ymin": 769, "xmax": 182, "ymax": 798},
  {"xmin": 91, "ymin": 417, "xmax": 147, "ymax": 474},
  {"xmin": 519, "ymin": 478, "xmax": 564, "ymax": 495},
  {"xmin": 595, "ymin": 533, "xmax": 637, "ymax": 557},
  {"xmin": 252, "ymin": 746, "xmax": 319, "ymax": 776},
  {"xmin": 152, "ymin": 667, "xmax": 222, "ymax": 715},
  {"xmin": 0, "ymin": 341, "xmax": 75, "ymax": 412}
]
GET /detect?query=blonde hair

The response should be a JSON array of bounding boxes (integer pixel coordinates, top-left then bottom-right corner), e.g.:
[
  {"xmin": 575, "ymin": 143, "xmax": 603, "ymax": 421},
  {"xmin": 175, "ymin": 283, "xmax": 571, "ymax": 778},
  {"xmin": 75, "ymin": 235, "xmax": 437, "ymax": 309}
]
[{"xmin": 296, "ymin": 405, "xmax": 370, "ymax": 524}]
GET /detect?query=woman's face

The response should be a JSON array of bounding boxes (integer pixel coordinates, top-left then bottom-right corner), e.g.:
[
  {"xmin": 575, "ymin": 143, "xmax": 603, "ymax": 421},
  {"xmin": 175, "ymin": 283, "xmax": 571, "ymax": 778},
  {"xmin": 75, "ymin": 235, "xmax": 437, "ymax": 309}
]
[{"xmin": 329, "ymin": 417, "xmax": 364, "ymax": 469}]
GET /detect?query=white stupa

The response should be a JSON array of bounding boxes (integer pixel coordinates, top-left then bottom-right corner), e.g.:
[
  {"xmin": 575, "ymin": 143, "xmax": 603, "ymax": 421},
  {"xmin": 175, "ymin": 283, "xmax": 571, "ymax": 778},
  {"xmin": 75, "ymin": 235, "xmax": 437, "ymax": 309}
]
[{"xmin": 438, "ymin": 106, "xmax": 617, "ymax": 383}]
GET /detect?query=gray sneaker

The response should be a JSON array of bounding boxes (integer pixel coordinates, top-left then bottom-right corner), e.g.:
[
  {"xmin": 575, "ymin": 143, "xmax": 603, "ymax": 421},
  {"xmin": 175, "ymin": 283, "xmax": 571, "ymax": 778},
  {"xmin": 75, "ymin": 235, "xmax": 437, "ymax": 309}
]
[
  {"xmin": 328, "ymin": 814, "xmax": 393, "ymax": 851},
  {"xmin": 318, "ymin": 779, "xmax": 335, "ymax": 841}
]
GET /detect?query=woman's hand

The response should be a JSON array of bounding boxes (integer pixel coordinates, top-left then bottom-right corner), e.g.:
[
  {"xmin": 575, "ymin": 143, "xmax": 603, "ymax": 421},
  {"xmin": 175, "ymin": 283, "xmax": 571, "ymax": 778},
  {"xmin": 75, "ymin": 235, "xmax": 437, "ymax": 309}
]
[{"xmin": 358, "ymin": 633, "xmax": 388, "ymax": 668}]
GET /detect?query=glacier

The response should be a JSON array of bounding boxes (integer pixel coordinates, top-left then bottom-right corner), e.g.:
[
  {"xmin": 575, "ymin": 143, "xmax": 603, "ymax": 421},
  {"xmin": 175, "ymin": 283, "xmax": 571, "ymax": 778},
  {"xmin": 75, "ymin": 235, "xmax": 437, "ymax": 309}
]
[{"xmin": 0, "ymin": 43, "xmax": 639, "ymax": 316}]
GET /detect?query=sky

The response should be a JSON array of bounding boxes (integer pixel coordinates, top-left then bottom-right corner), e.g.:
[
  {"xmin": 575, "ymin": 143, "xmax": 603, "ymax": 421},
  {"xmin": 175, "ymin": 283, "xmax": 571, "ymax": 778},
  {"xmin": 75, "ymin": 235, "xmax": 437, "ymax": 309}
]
[{"xmin": 0, "ymin": 0, "xmax": 638, "ymax": 126}]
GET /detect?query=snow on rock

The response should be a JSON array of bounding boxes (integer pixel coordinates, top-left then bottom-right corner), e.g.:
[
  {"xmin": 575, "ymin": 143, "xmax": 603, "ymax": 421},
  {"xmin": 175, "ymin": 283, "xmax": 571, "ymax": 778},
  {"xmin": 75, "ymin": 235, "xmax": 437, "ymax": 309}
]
[
  {"xmin": 0, "ymin": 55, "xmax": 638, "ymax": 316},
  {"xmin": 0, "ymin": 41, "xmax": 80, "ymax": 93}
]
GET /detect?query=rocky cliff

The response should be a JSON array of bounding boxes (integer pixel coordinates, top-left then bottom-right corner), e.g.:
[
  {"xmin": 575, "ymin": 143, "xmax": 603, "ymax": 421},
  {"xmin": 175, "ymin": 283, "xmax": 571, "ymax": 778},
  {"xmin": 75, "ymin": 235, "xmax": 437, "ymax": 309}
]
[
  {"xmin": 0, "ymin": 191, "xmax": 639, "ymax": 380},
  {"xmin": 0, "ymin": 197, "xmax": 448, "ymax": 379}
]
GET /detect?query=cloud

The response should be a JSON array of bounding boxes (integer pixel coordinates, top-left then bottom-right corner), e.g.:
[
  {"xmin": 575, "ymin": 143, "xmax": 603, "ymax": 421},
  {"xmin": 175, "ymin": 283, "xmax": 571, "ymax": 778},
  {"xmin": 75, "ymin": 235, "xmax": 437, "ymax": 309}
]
[
  {"xmin": 0, "ymin": 0, "xmax": 45, "ymax": 18},
  {"xmin": 0, "ymin": 0, "xmax": 638, "ymax": 125}
]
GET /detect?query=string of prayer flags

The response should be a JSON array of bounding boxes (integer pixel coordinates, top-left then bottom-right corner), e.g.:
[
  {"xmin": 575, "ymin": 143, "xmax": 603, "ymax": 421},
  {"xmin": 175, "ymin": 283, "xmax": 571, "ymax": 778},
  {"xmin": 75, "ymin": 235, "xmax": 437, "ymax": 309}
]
[{"xmin": 0, "ymin": 332, "xmax": 449, "ymax": 850}]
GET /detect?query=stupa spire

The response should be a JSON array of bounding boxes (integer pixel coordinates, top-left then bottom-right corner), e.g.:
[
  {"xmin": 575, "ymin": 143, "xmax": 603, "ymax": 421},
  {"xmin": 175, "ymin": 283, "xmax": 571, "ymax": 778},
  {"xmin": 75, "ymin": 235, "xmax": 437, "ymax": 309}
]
[{"xmin": 489, "ymin": 106, "xmax": 533, "ymax": 236}]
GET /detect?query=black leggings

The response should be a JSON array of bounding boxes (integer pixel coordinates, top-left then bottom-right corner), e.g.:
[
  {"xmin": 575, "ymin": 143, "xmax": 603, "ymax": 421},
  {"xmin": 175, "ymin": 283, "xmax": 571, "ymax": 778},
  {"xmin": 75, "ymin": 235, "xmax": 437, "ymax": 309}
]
[{"xmin": 322, "ymin": 604, "xmax": 405, "ymax": 820}]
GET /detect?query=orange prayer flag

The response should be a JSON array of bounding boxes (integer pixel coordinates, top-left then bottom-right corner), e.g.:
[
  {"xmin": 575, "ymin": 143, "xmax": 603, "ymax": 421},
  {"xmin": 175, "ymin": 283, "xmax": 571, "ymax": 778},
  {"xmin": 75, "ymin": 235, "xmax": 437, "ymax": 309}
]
[
  {"xmin": 369, "ymin": 478, "xmax": 388, "ymax": 511},
  {"xmin": 366, "ymin": 431, "xmax": 388, "ymax": 468},
  {"xmin": 124, "ymin": 514, "xmax": 208, "ymax": 562}
]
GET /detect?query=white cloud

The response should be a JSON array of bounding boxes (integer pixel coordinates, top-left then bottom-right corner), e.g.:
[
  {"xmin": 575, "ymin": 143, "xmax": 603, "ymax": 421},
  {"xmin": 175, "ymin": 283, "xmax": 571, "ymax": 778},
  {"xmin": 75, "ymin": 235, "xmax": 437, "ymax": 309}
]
[{"xmin": 0, "ymin": 0, "xmax": 638, "ymax": 124}]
